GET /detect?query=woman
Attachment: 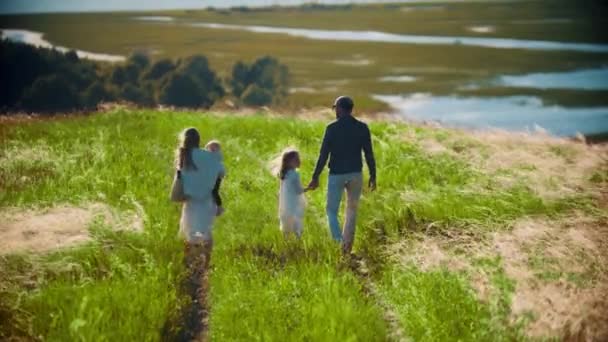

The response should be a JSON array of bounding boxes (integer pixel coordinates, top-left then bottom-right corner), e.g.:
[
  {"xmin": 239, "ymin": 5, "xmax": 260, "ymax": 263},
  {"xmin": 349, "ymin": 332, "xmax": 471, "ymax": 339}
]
[{"xmin": 175, "ymin": 127, "xmax": 225, "ymax": 266}]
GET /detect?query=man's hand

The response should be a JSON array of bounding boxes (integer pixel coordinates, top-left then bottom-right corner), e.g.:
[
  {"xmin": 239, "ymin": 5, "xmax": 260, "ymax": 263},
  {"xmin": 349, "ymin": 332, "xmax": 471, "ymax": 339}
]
[
  {"xmin": 307, "ymin": 178, "xmax": 319, "ymax": 191},
  {"xmin": 368, "ymin": 178, "xmax": 376, "ymax": 191}
]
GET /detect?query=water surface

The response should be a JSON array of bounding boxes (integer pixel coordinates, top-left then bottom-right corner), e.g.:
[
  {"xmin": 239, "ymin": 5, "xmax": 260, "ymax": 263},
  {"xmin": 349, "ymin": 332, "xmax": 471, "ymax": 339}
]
[
  {"xmin": 1, "ymin": 29, "xmax": 125, "ymax": 62},
  {"xmin": 187, "ymin": 22, "xmax": 608, "ymax": 53},
  {"xmin": 378, "ymin": 75, "xmax": 417, "ymax": 82},
  {"xmin": 374, "ymin": 94, "xmax": 608, "ymax": 136},
  {"xmin": 497, "ymin": 68, "xmax": 608, "ymax": 90}
]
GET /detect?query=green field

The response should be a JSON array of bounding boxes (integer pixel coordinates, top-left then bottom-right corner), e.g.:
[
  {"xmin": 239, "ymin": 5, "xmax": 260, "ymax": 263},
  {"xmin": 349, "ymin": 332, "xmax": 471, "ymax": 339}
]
[
  {"xmin": 1, "ymin": 108, "xmax": 607, "ymax": 340},
  {"xmin": 1, "ymin": 0, "xmax": 608, "ymax": 112}
]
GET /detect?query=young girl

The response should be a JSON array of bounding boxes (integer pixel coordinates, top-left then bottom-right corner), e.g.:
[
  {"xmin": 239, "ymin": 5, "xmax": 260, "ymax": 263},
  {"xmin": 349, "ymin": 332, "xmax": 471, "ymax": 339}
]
[{"xmin": 278, "ymin": 149, "xmax": 307, "ymax": 238}]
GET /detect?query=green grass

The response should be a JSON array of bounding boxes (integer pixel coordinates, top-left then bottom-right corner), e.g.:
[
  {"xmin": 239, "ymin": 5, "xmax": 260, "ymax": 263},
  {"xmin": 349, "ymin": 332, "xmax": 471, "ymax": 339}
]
[
  {"xmin": 0, "ymin": 109, "xmax": 601, "ymax": 340},
  {"xmin": 1, "ymin": 0, "xmax": 607, "ymax": 112},
  {"xmin": 378, "ymin": 266, "xmax": 517, "ymax": 342}
]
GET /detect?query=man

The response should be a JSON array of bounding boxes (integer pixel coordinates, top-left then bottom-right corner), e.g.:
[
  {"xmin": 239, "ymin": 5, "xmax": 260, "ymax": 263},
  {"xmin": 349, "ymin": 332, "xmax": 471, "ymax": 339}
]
[{"xmin": 307, "ymin": 96, "xmax": 376, "ymax": 254}]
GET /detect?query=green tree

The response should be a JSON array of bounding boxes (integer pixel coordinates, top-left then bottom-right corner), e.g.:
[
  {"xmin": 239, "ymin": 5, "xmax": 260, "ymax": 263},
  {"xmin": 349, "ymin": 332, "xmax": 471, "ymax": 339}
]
[
  {"xmin": 65, "ymin": 50, "xmax": 79, "ymax": 63},
  {"xmin": 19, "ymin": 74, "xmax": 80, "ymax": 113},
  {"xmin": 230, "ymin": 56, "xmax": 289, "ymax": 106},
  {"xmin": 144, "ymin": 58, "xmax": 175, "ymax": 81},
  {"xmin": 157, "ymin": 55, "xmax": 224, "ymax": 108},
  {"xmin": 160, "ymin": 73, "xmax": 211, "ymax": 108},
  {"xmin": 111, "ymin": 66, "xmax": 128, "ymax": 86},
  {"xmin": 82, "ymin": 81, "xmax": 113, "ymax": 108},
  {"xmin": 249, "ymin": 56, "xmax": 289, "ymax": 97},
  {"xmin": 128, "ymin": 53, "xmax": 150, "ymax": 71},
  {"xmin": 111, "ymin": 64, "xmax": 139, "ymax": 87},
  {"xmin": 230, "ymin": 61, "xmax": 250, "ymax": 98},
  {"xmin": 241, "ymin": 84, "xmax": 273, "ymax": 106},
  {"xmin": 120, "ymin": 83, "xmax": 152, "ymax": 105},
  {"xmin": 181, "ymin": 55, "xmax": 225, "ymax": 98}
]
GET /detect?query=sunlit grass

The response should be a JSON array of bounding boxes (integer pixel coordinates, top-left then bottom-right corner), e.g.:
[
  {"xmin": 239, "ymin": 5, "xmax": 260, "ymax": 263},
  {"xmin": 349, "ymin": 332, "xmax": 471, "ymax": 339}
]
[
  {"xmin": 378, "ymin": 266, "xmax": 519, "ymax": 342},
  {"xmin": 0, "ymin": 109, "xmax": 598, "ymax": 340}
]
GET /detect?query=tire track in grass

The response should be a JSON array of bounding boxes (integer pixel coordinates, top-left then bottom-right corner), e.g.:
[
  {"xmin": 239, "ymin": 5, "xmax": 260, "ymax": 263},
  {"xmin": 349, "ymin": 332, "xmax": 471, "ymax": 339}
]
[{"xmin": 346, "ymin": 255, "xmax": 408, "ymax": 342}]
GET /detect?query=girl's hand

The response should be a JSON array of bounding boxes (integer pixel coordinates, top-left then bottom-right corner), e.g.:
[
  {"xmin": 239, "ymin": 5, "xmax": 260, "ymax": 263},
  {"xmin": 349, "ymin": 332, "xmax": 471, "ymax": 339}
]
[{"xmin": 306, "ymin": 179, "xmax": 319, "ymax": 191}]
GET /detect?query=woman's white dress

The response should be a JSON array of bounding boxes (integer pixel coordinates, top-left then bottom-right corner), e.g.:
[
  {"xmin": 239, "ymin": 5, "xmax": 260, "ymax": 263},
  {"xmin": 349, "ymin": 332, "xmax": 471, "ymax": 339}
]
[
  {"xmin": 179, "ymin": 148, "xmax": 225, "ymax": 242},
  {"xmin": 279, "ymin": 169, "xmax": 305, "ymax": 237}
]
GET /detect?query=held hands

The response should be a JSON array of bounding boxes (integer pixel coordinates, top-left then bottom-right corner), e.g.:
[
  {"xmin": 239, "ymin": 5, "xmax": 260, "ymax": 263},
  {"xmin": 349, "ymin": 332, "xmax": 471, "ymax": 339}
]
[
  {"xmin": 306, "ymin": 178, "xmax": 319, "ymax": 191},
  {"xmin": 368, "ymin": 177, "xmax": 377, "ymax": 191}
]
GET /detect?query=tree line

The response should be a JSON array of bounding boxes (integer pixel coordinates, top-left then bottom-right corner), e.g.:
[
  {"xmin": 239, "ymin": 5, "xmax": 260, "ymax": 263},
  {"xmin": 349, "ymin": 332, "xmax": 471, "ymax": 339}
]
[{"xmin": 0, "ymin": 40, "xmax": 290, "ymax": 114}]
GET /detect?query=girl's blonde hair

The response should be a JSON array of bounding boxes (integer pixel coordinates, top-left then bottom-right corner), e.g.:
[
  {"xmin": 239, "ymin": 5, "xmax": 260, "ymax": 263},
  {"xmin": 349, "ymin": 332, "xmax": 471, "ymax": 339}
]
[
  {"xmin": 176, "ymin": 128, "xmax": 200, "ymax": 170},
  {"xmin": 279, "ymin": 149, "xmax": 299, "ymax": 180}
]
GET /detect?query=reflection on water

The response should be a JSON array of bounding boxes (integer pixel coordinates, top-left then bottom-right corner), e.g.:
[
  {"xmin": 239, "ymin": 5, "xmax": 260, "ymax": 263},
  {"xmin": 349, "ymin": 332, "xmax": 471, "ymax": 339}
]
[
  {"xmin": 378, "ymin": 75, "xmax": 417, "ymax": 82},
  {"xmin": 187, "ymin": 22, "xmax": 608, "ymax": 53},
  {"xmin": 467, "ymin": 25, "xmax": 495, "ymax": 34},
  {"xmin": 134, "ymin": 16, "xmax": 174, "ymax": 22},
  {"xmin": 1, "ymin": 29, "xmax": 125, "ymax": 62},
  {"xmin": 497, "ymin": 68, "xmax": 608, "ymax": 90},
  {"xmin": 374, "ymin": 93, "xmax": 608, "ymax": 136}
]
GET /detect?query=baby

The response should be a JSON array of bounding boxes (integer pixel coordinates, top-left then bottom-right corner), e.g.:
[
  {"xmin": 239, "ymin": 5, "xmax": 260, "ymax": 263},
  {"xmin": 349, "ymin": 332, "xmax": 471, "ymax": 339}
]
[{"xmin": 205, "ymin": 140, "xmax": 224, "ymax": 216}]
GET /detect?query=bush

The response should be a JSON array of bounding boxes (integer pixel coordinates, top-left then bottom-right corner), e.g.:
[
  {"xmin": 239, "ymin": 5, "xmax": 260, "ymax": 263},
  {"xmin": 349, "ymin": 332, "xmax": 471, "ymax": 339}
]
[
  {"xmin": 111, "ymin": 64, "xmax": 139, "ymax": 86},
  {"xmin": 144, "ymin": 59, "xmax": 175, "ymax": 81},
  {"xmin": 65, "ymin": 50, "xmax": 79, "ymax": 63},
  {"xmin": 1, "ymin": 40, "xmax": 290, "ymax": 113},
  {"xmin": 0, "ymin": 41, "xmax": 79, "ymax": 109},
  {"xmin": 249, "ymin": 56, "xmax": 289, "ymax": 97},
  {"xmin": 121, "ymin": 83, "xmax": 152, "ymax": 106},
  {"xmin": 19, "ymin": 74, "xmax": 80, "ymax": 113},
  {"xmin": 230, "ymin": 61, "xmax": 250, "ymax": 98},
  {"xmin": 156, "ymin": 55, "xmax": 224, "ymax": 108},
  {"xmin": 241, "ymin": 84, "xmax": 273, "ymax": 106},
  {"xmin": 111, "ymin": 66, "xmax": 128, "ymax": 86},
  {"xmin": 159, "ymin": 73, "xmax": 211, "ymax": 108},
  {"xmin": 82, "ymin": 81, "xmax": 113, "ymax": 108},
  {"xmin": 128, "ymin": 53, "xmax": 150, "ymax": 70},
  {"xmin": 180, "ymin": 55, "xmax": 225, "ymax": 99},
  {"xmin": 230, "ymin": 56, "xmax": 289, "ymax": 106}
]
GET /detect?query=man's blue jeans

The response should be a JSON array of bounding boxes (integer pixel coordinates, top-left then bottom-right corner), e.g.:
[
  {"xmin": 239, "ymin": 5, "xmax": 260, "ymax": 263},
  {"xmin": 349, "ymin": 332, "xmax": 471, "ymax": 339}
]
[{"xmin": 326, "ymin": 172, "xmax": 363, "ymax": 252}]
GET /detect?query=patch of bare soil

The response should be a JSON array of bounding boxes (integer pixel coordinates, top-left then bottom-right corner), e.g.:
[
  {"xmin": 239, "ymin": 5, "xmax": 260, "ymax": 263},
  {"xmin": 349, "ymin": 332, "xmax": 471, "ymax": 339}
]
[
  {"xmin": 387, "ymin": 214, "xmax": 608, "ymax": 340},
  {"xmin": 0, "ymin": 203, "xmax": 143, "ymax": 255},
  {"xmin": 416, "ymin": 129, "xmax": 608, "ymax": 200},
  {"xmin": 562, "ymin": 286, "xmax": 608, "ymax": 342},
  {"xmin": 496, "ymin": 217, "xmax": 607, "ymax": 339}
]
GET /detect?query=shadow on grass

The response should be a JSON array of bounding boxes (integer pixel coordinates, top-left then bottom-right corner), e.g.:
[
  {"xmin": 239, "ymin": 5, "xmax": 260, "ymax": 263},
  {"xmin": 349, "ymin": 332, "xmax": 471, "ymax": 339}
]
[{"xmin": 230, "ymin": 241, "xmax": 332, "ymax": 268}]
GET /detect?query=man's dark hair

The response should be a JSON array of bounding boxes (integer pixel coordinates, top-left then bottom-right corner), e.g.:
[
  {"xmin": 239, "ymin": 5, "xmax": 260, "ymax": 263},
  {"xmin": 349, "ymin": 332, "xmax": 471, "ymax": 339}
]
[{"xmin": 336, "ymin": 96, "xmax": 354, "ymax": 112}]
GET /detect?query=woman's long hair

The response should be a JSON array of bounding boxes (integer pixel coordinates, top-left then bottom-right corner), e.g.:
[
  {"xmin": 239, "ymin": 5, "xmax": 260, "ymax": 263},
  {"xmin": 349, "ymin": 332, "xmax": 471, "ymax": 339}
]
[
  {"xmin": 176, "ymin": 128, "xmax": 200, "ymax": 170},
  {"xmin": 279, "ymin": 149, "xmax": 299, "ymax": 180}
]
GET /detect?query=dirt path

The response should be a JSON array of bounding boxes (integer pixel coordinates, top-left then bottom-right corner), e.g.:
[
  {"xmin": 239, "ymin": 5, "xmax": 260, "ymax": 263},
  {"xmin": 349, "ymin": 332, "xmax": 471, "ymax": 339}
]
[
  {"xmin": 165, "ymin": 244, "xmax": 210, "ymax": 342},
  {"xmin": 347, "ymin": 255, "xmax": 408, "ymax": 342}
]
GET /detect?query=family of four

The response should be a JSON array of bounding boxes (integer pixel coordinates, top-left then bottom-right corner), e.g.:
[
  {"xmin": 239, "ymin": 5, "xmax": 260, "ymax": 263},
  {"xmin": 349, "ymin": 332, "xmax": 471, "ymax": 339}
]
[{"xmin": 173, "ymin": 96, "xmax": 376, "ymax": 263}]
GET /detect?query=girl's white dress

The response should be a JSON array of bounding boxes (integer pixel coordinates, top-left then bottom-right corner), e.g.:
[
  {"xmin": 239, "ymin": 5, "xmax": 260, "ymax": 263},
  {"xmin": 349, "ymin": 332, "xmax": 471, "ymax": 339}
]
[
  {"xmin": 279, "ymin": 169, "xmax": 305, "ymax": 237},
  {"xmin": 180, "ymin": 148, "xmax": 225, "ymax": 243}
]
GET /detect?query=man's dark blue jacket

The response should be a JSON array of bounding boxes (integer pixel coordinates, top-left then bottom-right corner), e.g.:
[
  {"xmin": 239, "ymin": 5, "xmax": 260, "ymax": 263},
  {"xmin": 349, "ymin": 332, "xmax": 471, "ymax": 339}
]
[{"xmin": 312, "ymin": 115, "xmax": 376, "ymax": 180}]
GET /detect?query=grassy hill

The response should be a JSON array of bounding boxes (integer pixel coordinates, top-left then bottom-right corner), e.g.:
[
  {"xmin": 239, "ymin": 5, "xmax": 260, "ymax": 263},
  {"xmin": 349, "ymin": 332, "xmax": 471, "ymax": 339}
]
[{"xmin": 1, "ymin": 109, "xmax": 607, "ymax": 341}]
